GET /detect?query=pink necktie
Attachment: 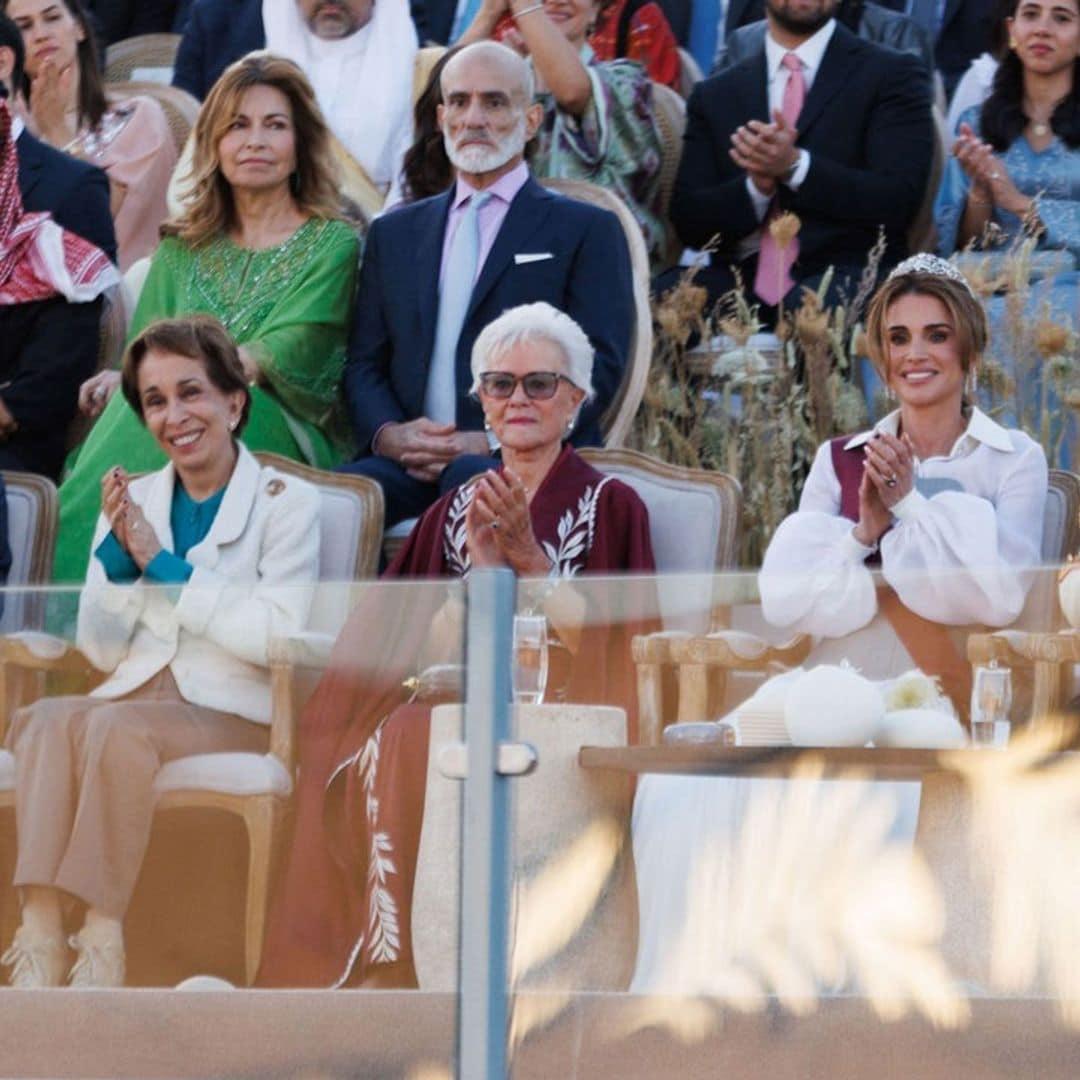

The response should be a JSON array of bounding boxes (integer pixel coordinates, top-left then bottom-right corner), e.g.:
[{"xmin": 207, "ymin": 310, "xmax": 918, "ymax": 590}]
[{"xmin": 755, "ymin": 52, "xmax": 807, "ymax": 306}]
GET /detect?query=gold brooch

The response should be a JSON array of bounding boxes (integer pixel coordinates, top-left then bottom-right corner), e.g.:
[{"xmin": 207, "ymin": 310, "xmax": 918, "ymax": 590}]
[{"xmin": 266, "ymin": 479, "xmax": 285, "ymax": 497}]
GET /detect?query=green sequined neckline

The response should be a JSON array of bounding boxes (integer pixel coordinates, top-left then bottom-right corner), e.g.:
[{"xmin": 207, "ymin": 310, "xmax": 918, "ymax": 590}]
[{"xmin": 168, "ymin": 218, "xmax": 336, "ymax": 345}]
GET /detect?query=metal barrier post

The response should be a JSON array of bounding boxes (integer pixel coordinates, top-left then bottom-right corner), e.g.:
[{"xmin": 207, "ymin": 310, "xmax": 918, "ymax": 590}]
[{"xmin": 458, "ymin": 568, "xmax": 516, "ymax": 1079}]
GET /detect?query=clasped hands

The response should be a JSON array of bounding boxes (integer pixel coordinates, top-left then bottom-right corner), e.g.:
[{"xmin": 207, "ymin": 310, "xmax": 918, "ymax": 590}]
[
  {"xmin": 853, "ymin": 430, "xmax": 915, "ymax": 548},
  {"xmin": 465, "ymin": 469, "xmax": 552, "ymax": 575},
  {"xmin": 376, "ymin": 417, "xmax": 489, "ymax": 483},
  {"xmin": 101, "ymin": 466, "xmax": 162, "ymax": 570},
  {"xmin": 729, "ymin": 109, "xmax": 800, "ymax": 197},
  {"xmin": 953, "ymin": 123, "xmax": 1030, "ymax": 217}
]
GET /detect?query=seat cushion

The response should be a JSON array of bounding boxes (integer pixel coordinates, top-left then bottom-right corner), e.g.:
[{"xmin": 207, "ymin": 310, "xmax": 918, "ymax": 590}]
[{"xmin": 153, "ymin": 753, "xmax": 292, "ymax": 798}]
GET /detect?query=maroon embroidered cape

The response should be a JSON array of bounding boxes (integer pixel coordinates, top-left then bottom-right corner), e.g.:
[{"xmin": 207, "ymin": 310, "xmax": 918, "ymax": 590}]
[{"xmin": 258, "ymin": 447, "xmax": 656, "ymax": 987}]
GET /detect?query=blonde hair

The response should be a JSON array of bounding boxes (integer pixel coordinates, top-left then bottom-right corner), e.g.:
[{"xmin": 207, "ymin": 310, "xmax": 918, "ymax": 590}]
[
  {"xmin": 865, "ymin": 271, "xmax": 988, "ymax": 383},
  {"xmin": 164, "ymin": 52, "xmax": 342, "ymax": 247}
]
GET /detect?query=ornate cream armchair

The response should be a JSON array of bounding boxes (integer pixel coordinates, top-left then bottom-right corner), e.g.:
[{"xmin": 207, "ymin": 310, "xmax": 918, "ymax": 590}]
[
  {"xmin": 968, "ymin": 469, "xmax": 1080, "ymax": 722},
  {"xmin": 0, "ymin": 456, "xmax": 383, "ymax": 984}
]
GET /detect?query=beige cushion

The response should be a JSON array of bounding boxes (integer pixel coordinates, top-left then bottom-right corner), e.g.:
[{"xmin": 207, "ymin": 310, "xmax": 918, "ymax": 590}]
[
  {"xmin": 599, "ymin": 467, "xmax": 722, "ymax": 574},
  {"xmin": 153, "ymin": 752, "xmax": 292, "ymax": 798}
]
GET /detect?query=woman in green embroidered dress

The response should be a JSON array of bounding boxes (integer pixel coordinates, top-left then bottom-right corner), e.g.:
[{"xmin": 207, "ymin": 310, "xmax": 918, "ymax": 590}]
[{"xmin": 54, "ymin": 53, "xmax": 359, "ymax": 585}]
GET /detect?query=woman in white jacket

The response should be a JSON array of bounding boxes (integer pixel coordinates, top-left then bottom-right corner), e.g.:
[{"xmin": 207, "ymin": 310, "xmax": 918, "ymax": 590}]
[
  {"xmin": 2, "ymin": 315, "xmax": 320, "ymax": 988},
  {"xmin": 759, "ymin": 253, "xmax": 1048, "ymax": 707}
]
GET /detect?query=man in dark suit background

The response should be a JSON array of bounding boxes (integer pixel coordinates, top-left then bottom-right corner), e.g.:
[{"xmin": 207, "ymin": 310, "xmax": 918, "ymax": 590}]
[
  {"xmin": 0, "ymin": 13, "xmax": 117, "ymax": 480},
  {"xmin": 85, "ymin": 0, "xmax": 180, "ymax": 45},
  {"xmin": 666, "ymin": 0, "xmax": 933, "ymax": 319},
  {"xmin": 715, "ymin": 0, "xmax": 935, "ymax": 74},
  {"xmin": 340, "ymin": 42, "xmax": 633, "ymax": 526}
]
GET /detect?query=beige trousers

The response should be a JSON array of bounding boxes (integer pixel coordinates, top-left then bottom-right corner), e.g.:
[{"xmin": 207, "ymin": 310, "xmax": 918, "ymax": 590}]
[{"xmin": 7, "ymin": 669, "xmax": 267, "ymax": 918}]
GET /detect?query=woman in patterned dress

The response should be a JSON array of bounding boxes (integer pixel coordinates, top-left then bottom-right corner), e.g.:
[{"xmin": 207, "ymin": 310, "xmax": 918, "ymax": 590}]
[
  {"xmin": 259, "ymin": 302, "xmax": 656, "ymax": 989},
  {"xmin": 4, "ymin": 0, "xmax": 177, "ymax": 269},
  {"xmin": 52, "ymin": 53, "xmax": 359, "ymax": 587}
]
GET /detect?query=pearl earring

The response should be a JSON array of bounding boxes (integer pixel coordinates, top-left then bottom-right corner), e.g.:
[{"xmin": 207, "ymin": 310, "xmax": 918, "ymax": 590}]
[{"xmin": 484, "ymin": 417, "xmax": 492, "ymax": 432}]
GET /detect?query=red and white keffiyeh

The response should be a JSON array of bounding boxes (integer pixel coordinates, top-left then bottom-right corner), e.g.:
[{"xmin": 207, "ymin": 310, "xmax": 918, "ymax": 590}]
[{"xmin": 0, "ymin": 101, "xmax": 118, "ymax": 305}]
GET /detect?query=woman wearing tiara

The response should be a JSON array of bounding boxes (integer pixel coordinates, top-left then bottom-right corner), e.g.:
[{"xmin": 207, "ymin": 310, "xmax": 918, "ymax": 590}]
[
  {"xmin": 630, "ymin": 255, "xmax": 1048, "ymax": 994},
  {"xmin": 757, "ymin": 253, "xmax": 1048, "ymax": 711}
]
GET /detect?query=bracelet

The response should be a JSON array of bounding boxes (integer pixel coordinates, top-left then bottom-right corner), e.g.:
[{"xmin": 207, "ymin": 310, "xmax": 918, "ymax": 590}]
[{"xmin": 512, "ymin": 2, "xmax": 545, "ymax": 17}]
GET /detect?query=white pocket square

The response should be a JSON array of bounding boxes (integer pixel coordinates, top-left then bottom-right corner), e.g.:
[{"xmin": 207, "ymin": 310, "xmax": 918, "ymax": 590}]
[{"xmin": 514, "ymin": 252, "xmax": 554, "ymax": 265}]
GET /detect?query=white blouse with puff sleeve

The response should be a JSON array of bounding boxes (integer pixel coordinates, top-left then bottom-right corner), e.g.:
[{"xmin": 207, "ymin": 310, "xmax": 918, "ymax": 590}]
[{"xmin": 759, "ymin": 408, "xmax": 1049, "ymax": 637}]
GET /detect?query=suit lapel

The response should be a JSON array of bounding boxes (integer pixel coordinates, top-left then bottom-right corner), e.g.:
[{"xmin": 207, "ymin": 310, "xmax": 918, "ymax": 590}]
[
  {"xmin": 940, "ymin": 0, "xmax": 961, "ymax": 30},
  {"xmin": 465, "ymin": 178, "xmax": 553, "ymax": 323},
  {"xmin": 794, "ymin": 26, "xmax": 860, "ymax": 138},
  {"xmin": 414, "ymin": 191, "xmax": 453, "ymax": 373}
]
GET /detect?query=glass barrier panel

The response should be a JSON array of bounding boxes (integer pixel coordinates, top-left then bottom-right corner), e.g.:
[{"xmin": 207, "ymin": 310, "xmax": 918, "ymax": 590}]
[
  {"xmin": 471, "ymin": 565, "xmax": 1080, "ymax": 1076},
  {"xmin": 0, "ymin": 579, "xmax": 464, "ymax": 1080}
]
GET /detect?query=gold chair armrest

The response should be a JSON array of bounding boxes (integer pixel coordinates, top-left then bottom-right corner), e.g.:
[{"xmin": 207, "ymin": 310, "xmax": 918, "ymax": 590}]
[
  {"xmin": 668, "ymin": 630, "xmax": 811, "ymax": 670},
  {"xmin": 267, "ymin": 631, "xmax": 337, "ymax": 775},
  {"xmin": 0, "ymin": 633, "xmax": 98, "ymax": 745},
  {"xmin": 631, "ymin": 629, "xmax": 691, "ymax": 664},
  {"xmin": 969, "ymin": 629, "xmax": 1080, "ymax": 722},
  {"xmin": 967, "ymin": 630, "xmax": 1047, "ymax": 667},
  {"xmin": 0, "ymin": 632, "xmax": 95, "ymax": 674}
]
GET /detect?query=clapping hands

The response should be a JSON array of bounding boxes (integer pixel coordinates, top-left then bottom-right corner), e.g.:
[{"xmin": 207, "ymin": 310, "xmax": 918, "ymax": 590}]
[
  {"xmin": 464, "ymin": 469, "xmax": 552, "ymax": 575},
  {"xmin": 953, "ymin": 124, "xmax": 1029, "ymax": 217},
  {"xmin": 101, "ymin": 467, "xmax": 162, "ymax": 570}
]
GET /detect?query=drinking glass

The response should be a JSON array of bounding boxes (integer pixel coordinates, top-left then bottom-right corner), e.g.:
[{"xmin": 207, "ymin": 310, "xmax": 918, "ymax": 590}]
[
  {"xmin": 513, "ymin": 614, "xmax": 548, "ymax": 705},
  {"xmin": 971, "ymin": 663, "xmax": 1012, "ymax": 747}
]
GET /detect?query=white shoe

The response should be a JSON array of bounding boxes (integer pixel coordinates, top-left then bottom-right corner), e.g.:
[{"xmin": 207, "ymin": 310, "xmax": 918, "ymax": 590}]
[
  {"xmin": 1, "ymin": 926, "xmax": 66, "ymax": 988},
  {"xmin": 68, "ymin": 924, "xmax": 125, "ymax": 988}
]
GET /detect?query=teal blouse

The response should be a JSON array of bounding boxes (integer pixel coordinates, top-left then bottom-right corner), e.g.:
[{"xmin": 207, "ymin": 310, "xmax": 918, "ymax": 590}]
[{"xmin": 94, "ymin": 483, "xmax": 227, "ymax": 585}]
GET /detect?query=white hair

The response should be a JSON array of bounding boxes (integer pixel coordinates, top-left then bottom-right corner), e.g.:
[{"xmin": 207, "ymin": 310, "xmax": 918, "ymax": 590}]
[{"xmin": 470, "ymin": 302, "xmax": 596, "ymax": 401}]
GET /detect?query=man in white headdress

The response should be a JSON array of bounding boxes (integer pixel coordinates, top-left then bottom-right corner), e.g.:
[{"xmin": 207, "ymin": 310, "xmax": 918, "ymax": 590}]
[{"xmin": 174, "ymin": 0, "xmax": 419, "ymax": 195}]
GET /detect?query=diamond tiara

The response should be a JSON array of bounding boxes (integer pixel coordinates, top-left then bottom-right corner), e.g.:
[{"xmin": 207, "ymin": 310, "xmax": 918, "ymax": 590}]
[{"xmin": 885, "ymin": 253, "xmax": 975, "ymax": 296}]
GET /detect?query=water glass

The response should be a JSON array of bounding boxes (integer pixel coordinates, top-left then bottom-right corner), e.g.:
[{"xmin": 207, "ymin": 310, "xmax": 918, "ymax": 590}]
[
  {"xmin": 970, "ymin": 663, "xmax": 1012, "ymax": 748},
  {"xmin": 512, "ymin": 614, "xmax": 548, "ymax": 705}
]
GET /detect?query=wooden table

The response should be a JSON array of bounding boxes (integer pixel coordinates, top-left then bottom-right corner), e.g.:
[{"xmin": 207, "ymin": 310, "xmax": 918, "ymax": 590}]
[{"xmin": 578, "ymin": 744, "xmax": 1002, "ymax": 780}]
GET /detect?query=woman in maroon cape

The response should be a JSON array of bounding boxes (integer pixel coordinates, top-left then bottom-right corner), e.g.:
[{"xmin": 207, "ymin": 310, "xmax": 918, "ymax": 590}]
[{"xmin": 259, "ymin": 302, "xmax": 656, "ymax": 988}]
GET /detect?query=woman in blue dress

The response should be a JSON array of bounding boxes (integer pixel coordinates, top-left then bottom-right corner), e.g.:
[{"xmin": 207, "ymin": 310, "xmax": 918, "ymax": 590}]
[{"xmin": 933, "ymin": 0, "xmax": 1080, "ymax": 466}]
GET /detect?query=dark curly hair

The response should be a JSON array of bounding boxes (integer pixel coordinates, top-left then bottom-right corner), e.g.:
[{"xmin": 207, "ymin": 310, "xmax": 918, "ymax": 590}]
[
  {"xmin": 399, "ymin": 46, "xmax": 459, "ymax": 203},
  {"xmin": 980, "ymin": 0, "xmax": 1080, "ymax": 150}
]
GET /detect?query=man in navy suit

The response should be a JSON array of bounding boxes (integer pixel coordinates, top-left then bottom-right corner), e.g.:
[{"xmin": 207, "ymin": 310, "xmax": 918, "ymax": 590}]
[
  {"xmin": 340, "ymin": 42, "xmax": 633, "ymax": 526},
  {"xmin": 0, "ymin": 13, "xmax": 116, "ymax": 480},
  {"xmin": 667, "ymin": 0, "xmax": 933, "ymax": 318}
]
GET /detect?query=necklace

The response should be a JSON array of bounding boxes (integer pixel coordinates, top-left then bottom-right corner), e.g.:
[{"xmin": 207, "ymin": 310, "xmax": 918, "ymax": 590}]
[{"xmin": 1032, "ymin": 121, "xmax": 1051, "ymax": 137}]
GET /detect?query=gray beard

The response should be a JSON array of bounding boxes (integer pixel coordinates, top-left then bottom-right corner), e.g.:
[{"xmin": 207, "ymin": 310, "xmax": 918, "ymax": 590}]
[{"xmin": 444, "ymin": 117, "xmax": 527, "ymax": 176}]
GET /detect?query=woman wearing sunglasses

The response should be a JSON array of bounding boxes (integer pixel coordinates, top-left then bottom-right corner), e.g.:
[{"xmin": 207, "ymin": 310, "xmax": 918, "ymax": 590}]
[{"xmin": 259, "ymin": 301, "xmax": 656, "ymax": 989}]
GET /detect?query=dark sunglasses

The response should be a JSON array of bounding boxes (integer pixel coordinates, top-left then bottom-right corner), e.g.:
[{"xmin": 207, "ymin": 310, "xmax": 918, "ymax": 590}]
[{"xmin": 477, "ymin": 372, "xmax": 573, "ymax": 400}]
